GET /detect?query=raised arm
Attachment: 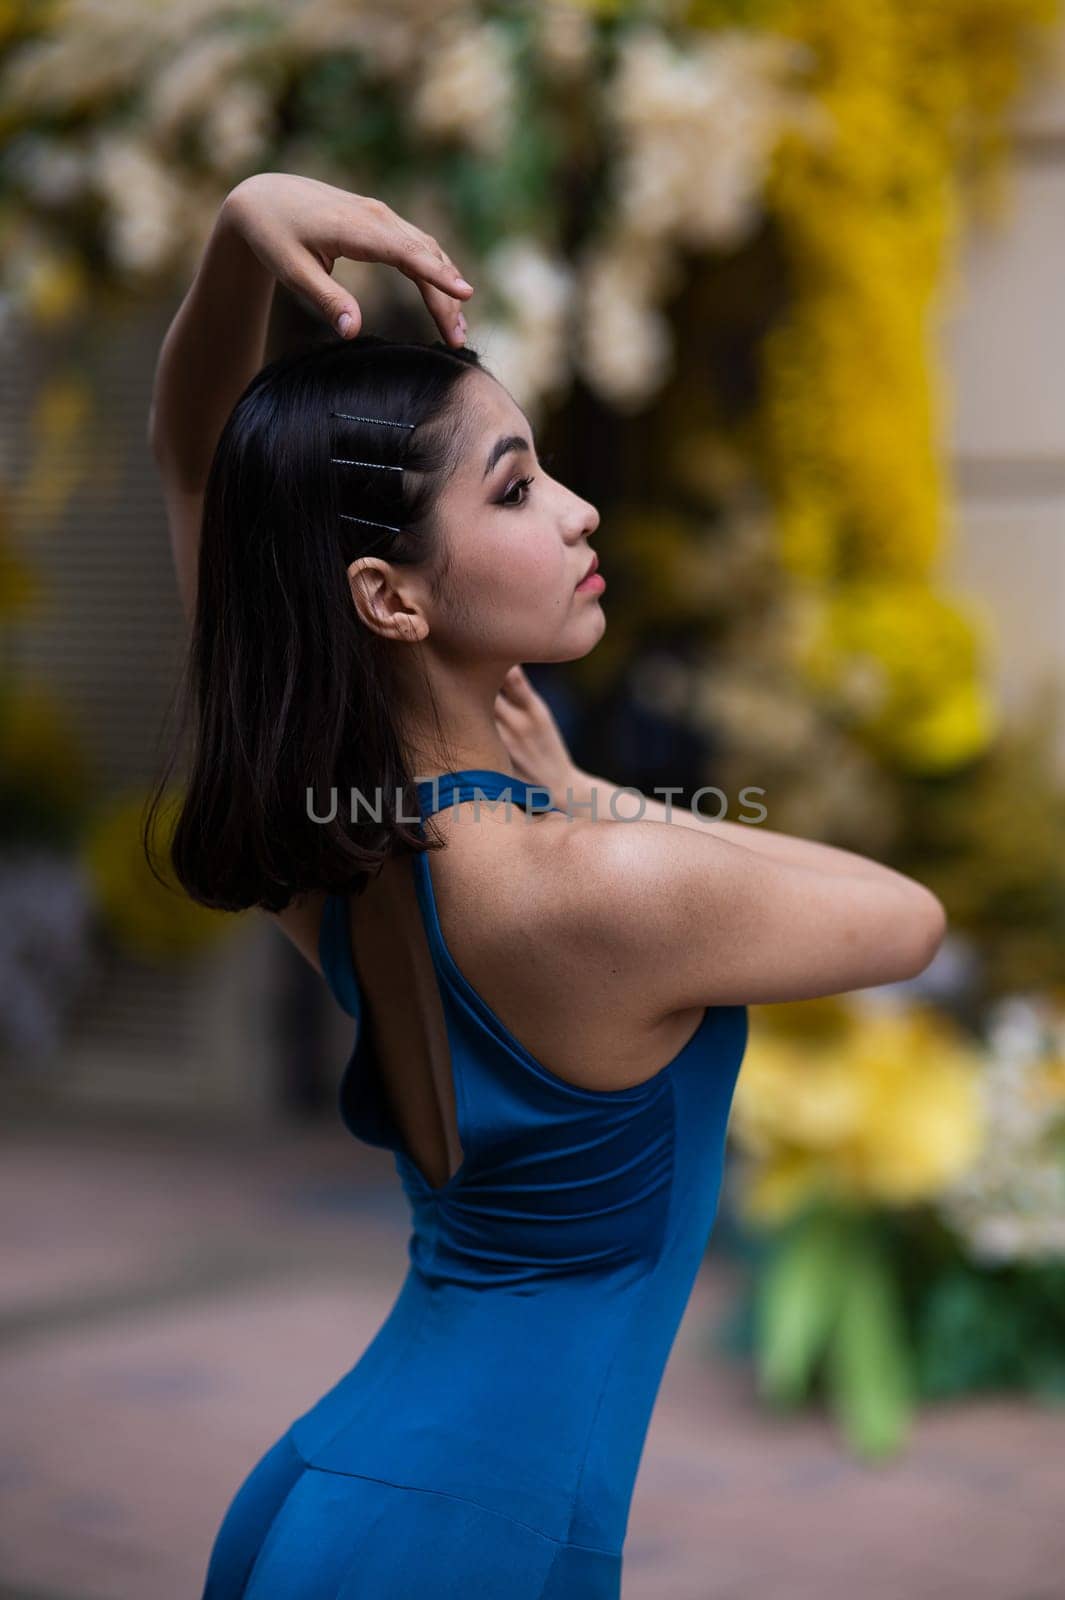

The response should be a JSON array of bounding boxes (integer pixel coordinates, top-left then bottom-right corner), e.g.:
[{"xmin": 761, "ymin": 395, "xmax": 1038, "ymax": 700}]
[
  {"xmin": 147, "ymin": 172, "xmax": 475, "ymax": 622},
  {"xmin": 147, "ymin": 196, "xmax": 276, "ymax": 618},
  {"xmin": 146, "ymin": 174, "xmax": 475, "ymax": 964}
]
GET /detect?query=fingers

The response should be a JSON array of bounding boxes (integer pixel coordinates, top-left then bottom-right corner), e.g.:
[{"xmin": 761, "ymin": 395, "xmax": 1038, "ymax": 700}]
[
  {"xmin": 285, "ymin": 249, "xmax": 365, "ymax": 339},
  {"xmin": 376, "ymin": 212, "xmax": 472, "ymax": 346},
  {"xmin": 492, "ymin": 672, "xmax": 518, "ymax": 716},
  {"xmin": 232, "ymin": 183, "xmax": 475, "ymax": 344},
  {"xmin": 416, "ymin": 276, "xmax": 468, "ymax": 348},
  {"xmin": 496, "ymin": 667, "xmax": 521, "ymax": 706},
  {"xmin": 499, "ymin": 664, "xmax": 535, "ymax": 706},
  {"xmin": 331, "ymin": 197, "xmax": 474, "ymax": 343},
  {"xmin": 385, "ymin": 223, "xmax": 473, "ymax": 300},
  {"xmin": 411, "ymin": 236, "xmax": 469, "ymax": 346}
]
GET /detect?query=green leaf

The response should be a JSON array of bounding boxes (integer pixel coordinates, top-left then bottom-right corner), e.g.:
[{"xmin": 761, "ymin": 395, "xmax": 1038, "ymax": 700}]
[
  {"xmin": 756, "ymin": 1208, "xmax": 850, "ymax": 1406},
  {"xmin": 825, "ymin": 1242, "xmax": 914, "ymax": 1460}
]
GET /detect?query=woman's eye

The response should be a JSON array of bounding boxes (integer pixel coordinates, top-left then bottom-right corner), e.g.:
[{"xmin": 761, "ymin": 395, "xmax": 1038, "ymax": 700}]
[{"xmin": 502, "ymin": 475, "xmax": 535, "ymax": 507}]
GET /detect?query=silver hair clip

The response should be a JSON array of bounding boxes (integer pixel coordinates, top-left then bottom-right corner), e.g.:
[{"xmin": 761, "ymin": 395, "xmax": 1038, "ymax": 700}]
[
  {"xmin": 339, "ymin": 512, "xmax": 404, "ymax": 533},
  {"xmin": 330, "ymin": 411, "xmax": 415, "ymax": 430},
  {"xmin": 330, "ymin": 414, "xmax": 411, "ymax": 536}
]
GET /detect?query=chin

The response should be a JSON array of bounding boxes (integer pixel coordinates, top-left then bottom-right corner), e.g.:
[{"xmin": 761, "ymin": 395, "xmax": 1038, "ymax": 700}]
[{"xmin": 553, "ymin": 608, "xmax": 607, "ymax": 665}]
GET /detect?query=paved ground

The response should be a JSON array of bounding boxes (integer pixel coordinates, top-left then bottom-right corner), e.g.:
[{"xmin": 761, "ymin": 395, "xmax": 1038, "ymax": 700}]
[{"xmin": 1, "ymin": 1114, "xmax": 1063, "ymax": 1600}]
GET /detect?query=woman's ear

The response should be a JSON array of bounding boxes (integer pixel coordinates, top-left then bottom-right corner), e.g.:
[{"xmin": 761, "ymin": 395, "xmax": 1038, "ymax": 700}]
[{"xmin": 348, "ymin": 560, "xmax": 428, "ymax": 644}]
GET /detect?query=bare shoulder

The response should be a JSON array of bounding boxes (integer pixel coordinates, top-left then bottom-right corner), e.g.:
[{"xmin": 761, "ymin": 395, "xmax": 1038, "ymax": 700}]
[
  {"xmin": 514, "ymin": 807, "xmax": 946, "ymax": 1011},
  {"xmin": 474, "ymin": 811, "xmax": 696, "ymax": 1027},
  {"xmin": 516, "ymin": 810, "xmax": 705, "ymax": 937},
  {"xmin": 531, "ymin": 812, "xmax": 682, "ymax": 923},
  {"xmin": 432, "ymin": 808, "xmax": 709, "ymax": 1088}
]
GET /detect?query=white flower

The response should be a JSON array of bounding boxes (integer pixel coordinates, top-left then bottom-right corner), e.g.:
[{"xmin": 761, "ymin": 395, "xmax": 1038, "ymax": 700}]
[
  {"xmin": 279, "ymin": 0, "xmax": 448, "ymax": 73},
  {"xmin": 936, "ymin": 993, "xmax": 1065, "ymax": 1263},
  {"xmin": 576, "ymin": 243, "xmax": 674, "ymax": 409},
  {"xmin": 148, "ymin": 35, "xmax": 256, "ymax": 140},
  {"xmin": 284, "ymin": 2, "xmax": 414, "ymax": 69},
  {"xmin": 1, "ymin": 15, "xmax": 153, "ymax": 109},
  {"xmin": 0, "ymin": 0, "xmax": 265, "ymax": 108},
  {"xmin": 563, "ymin": 21, "xmax": 823, "ymax": 405},
  {"xmin": 536, "ymin": 4, "xmax": 595, "ymax": 77},
  {"xmin": 90, "ymin": 134, "xmax": 186, "ymax": 275},
  {"xmin": 411, "ymin": 19, "xmax": 513, "ymax": 154},
  {"xmin": 610, "ymin": 27, "xmax": 818, "ymax": 252},
  {"xmin": 477, "ymin": 238, "xmax": 575, "ymax": 412},
  {"xmin": 485, "ymin": 237, "xmax": 573, "ymax": 327},
  {"xmin": 2, "ymin": 136, "xmax": 90, "ymax": 205},
  {"xmin": 202, "ymin": 81, "xmax": 275, "ymax": 175}
]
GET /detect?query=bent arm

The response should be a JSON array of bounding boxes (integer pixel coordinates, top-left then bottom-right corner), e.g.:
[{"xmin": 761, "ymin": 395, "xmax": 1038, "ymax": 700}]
[
  {"xmin": 146, "ymin": 195, "xmax": 319, "ymax": 961},
  {"xmin": 560, "ymin": 816, "xmax": 947, "ymax": 1012},
  {"xmin": 566, "ymin": 769, "xmax": 912, "ymax": 886},
  {"xmin": 147, "ymin": 194, "xmax": 275, "ymax": 620},
  {"xmin": 148, "ymin": 193, "xmax": 275, "ymax": 488}
]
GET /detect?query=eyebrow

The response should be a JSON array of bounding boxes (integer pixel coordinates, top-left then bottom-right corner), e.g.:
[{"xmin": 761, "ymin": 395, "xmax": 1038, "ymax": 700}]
[{"xmin": 482, "ymin": 433, "xmax": 530, "ymax": 480}]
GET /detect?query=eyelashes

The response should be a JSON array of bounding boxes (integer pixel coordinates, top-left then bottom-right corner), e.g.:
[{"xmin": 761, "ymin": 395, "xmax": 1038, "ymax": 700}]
[
  {"xmin": 501, "ymin": 475, "xmax": 535, "ymax": 507},
  {"xmin": 499, "ymin": 450, "xmax": 557, "ymax": 508}
]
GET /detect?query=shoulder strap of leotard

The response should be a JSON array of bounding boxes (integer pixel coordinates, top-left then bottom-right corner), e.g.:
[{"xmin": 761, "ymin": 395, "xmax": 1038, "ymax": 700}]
[
  {"xmin": 414, "ymin": 769, "xmax": 560, "ymax": 822},
  {"xmin": 319, "ymin": 770, "xmax": 559, "ymax": 1017}
]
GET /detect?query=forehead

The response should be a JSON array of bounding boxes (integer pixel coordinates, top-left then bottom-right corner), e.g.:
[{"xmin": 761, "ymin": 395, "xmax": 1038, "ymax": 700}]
[{"xmin": 462, "ymin": 371, "xmax": 531, "ymax": 453}]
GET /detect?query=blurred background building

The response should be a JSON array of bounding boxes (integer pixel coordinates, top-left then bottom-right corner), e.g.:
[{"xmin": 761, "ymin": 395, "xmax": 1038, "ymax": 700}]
[{"xmin": 944, "ymin": 25, "xmax": 1065, "ymax": 758}]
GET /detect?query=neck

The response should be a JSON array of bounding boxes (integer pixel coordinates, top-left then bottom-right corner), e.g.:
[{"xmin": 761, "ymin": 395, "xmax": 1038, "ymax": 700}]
[{"xmin": 390, "ymin": 647, "xmax": 518, "ymax": 780}]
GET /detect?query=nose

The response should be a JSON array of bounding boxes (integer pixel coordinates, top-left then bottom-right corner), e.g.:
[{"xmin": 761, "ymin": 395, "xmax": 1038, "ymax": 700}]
[{"xmin": 572, "ymin": 499, "xmax": 599, "ymax": 541}]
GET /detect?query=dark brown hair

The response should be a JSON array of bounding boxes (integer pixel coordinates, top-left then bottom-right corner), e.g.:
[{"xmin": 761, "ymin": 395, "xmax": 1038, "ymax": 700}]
[{"xmin": 145, "ymin": 332, "xmax": 485, "ymax": 913}]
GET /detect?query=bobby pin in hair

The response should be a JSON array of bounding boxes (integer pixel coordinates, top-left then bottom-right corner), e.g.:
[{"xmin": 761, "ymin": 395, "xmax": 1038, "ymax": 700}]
[
  {"xmin": 331, "ymin": 457, "xmax": 404, "ymax": 472},
  {"xmin": 339, "ymin": 512, "xmax": 404, "ymax": 533},
  {"xmin": 330, "ymin": 411, "xmax": 415, "ymax": 429}
]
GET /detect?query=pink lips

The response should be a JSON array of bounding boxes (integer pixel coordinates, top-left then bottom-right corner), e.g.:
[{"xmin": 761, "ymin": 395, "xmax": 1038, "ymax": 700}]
[{"xmin": 575, "ymin": 551, "xmax": 603, "ymax": 591}]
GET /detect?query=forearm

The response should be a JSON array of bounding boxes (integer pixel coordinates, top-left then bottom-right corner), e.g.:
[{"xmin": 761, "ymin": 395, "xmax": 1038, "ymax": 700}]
[
  {"xmin": 564, "ymin": 768, "xmax": 923, "ymax": 891},
  {"xmin": 148, "ymin": 194, "xmax": 276, "ymax": 490}
]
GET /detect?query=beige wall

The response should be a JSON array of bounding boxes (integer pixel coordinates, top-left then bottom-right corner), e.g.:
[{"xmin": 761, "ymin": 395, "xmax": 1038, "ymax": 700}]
[{"xmin": 942, "ymin": 25, "xmax": 1065, "ymax": 772}]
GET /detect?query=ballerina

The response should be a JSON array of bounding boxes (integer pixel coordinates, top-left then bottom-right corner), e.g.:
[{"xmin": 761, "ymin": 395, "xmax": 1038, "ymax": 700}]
[{"xmin": 146, "ymin": 171, "xmax": 947, "ymax": 1600}]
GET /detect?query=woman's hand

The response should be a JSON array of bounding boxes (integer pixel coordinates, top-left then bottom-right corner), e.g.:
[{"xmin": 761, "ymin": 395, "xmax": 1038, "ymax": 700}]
[
  {"xmin": 222, "ymin": 172, "xmax": 474, "ymax": 346},
  {"xmin": 494, "ymin": 666, "xmax": 591, "ymax": 813}
]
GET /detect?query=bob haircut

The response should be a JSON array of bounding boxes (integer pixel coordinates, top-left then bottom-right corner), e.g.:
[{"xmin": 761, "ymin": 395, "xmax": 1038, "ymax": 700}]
[{"xmin": 145, "ymin": 332, "xmax": 485, "ymax": 914}]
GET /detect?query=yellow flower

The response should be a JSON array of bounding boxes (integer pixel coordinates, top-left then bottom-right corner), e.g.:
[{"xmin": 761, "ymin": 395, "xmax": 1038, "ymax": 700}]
[
  {"xmin": 730, "ymin": 1003, "xmax": 987, "ymax": 1222},
  {"xmin": 19, "ymin": 375, "xmax": 95, "ymax": 539},
  {"xmin": 81, "ymin": 788, "xmax": 240, "ymax": 962},
  {"xmin": 799, "ymin": 580, "xmax": 998, "ymax": 771},
  {"xmin": 0, "ymin": 677, "xmax": 87, "ymax": 808},
  {"xmin": 25, "ymin": 251, "xmax": 89, "ymax": 328},
  {"xmin": 718, "ymin": 0, "xmax": 1059, "ymax": 781}
]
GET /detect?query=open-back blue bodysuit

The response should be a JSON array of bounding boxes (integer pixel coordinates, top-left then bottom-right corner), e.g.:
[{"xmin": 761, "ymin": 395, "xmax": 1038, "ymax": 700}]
[{"xmin": 201, "ymin": 770, "xmax": 749, "ymax": 1599}]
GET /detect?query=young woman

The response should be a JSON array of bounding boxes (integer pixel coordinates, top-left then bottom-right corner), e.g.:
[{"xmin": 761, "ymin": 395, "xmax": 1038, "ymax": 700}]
[{"xmin": 147, "ymin": 173, "xmax": 947, "ymax": 1600}]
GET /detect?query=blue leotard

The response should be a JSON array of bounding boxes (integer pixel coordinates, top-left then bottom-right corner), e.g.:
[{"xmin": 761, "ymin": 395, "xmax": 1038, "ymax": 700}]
[{"xmin": 201, "ymin": 769, "xmax": 748, "ymax": 1598}]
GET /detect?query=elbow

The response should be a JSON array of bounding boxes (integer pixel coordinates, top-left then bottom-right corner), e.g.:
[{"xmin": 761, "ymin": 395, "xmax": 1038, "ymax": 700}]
[{"xmin": 905, "ymin": 889, "xmax": 948, "ymax": 978}]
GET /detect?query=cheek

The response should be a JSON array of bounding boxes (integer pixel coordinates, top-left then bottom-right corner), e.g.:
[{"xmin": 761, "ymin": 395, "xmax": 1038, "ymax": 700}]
[
  {"xmin": 464, "ymin": 528, "xmax": 565, "ymax": 608},
  {"xmin": 432, "ymin": 526, "xmax": 572, "ymax": 648},
  {"xmin": 497, "ymin": 541, "xmax": 563, "ymax": 600}
]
